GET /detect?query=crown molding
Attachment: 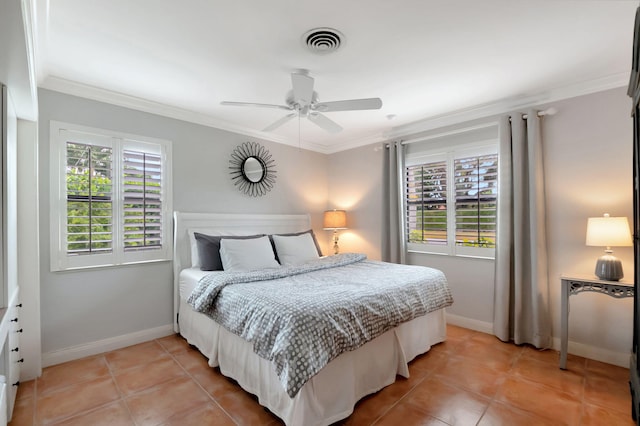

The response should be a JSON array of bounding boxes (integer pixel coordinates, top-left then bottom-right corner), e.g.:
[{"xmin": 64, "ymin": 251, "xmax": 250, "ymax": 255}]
[
  {"xmin": 386, "ymin": 72, "xmax": 629, "ymax": 140},
  {"xmin": 313, "ymin": 129, "xmax": 386, "ymax": 154},
  {"xmin": 40, "ymin": 71, "xmax": 629, "ymax": 155},
  {"xmin": 324, "ymin": 72, "xmax": 629, "ymax": 154},
  {"xmin": 38, "ymin": 75, "xmax": 326, "ymax": 150}
]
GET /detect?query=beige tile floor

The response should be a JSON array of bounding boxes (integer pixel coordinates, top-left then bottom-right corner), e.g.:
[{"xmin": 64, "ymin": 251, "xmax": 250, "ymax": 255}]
[{"xmin": 9, "ymin": 324, "xmax": 635, "ymax": 425}]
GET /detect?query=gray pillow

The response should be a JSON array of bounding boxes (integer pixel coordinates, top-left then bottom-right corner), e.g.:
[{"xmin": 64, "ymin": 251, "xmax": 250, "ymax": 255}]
[
  {"xmin": 269, "ymin": 229, "xmax": 322, "ymax": 262},
  {"xmin": 194, "ymin": 232, "xmax": 265, "ymax": 271}
]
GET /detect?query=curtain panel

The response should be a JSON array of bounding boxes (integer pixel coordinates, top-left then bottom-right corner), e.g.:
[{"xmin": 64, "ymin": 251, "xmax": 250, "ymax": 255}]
[
  {"xmin": 493, "ymin": 111, "xmax": 551, "ymax": 348},
  {"xmin": 382, "ymin": 141, "xmax": 406, "ymax": 264}
]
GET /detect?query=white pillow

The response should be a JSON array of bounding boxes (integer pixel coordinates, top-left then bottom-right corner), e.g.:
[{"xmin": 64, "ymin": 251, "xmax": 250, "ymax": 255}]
[
  {"xmin": 188, "ymin": 228, "xmax": 255, "ymax": 267},
  {"xmin": 219, "ymin": 236, "xmax": 280, "ymax": 272},
  {"xmin": 272, "ymin": 233, "xmax": 320, "ymax": 266}
]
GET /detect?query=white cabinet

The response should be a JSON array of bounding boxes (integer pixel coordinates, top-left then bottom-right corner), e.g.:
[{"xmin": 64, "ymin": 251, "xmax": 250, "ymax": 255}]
[
  {"xmin": 0, "ymin": 380, "xmax": 6, "ymax": 426},
  {"xmin": 0, "ymin": 78, "xmax": 21, "ymax": 424},
  {"xmin": 6, "ymin": 292, "xmax": 20, "ymax": 420},
  {"xmin": 0, "ymin": 2, "xmax": 39, "ymax": 423},
  {"xmin": 0, "ymin": 289, "xmax": 20, "ymax": 423}
]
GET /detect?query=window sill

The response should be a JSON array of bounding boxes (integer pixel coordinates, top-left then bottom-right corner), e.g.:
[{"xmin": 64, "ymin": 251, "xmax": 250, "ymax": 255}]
[
  {"xmin": 51, "ymin": 257, "xmax": 171, "ymax": 273},
  {"xmin": 407, "ymin": 249, "xmax": 495, "ymax": 261}
]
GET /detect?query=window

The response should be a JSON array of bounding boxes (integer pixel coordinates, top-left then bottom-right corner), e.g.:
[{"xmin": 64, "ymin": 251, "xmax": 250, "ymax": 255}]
[
  {"xmin": 66, "ymin": 141, "xmax": 114, "ymax": 255},
  {"xmin": 406, "ymin": 143, "xmax": 498, "ymax": 258},
  {"xmin": 50, "ymin": 122, "xmax": 173, "ymax": 271}
]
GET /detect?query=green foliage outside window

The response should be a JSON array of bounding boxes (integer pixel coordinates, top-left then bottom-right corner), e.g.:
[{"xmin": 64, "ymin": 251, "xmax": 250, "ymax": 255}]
[
  {"xmin": 66, "ymin": 142, "xmax": 114, "ymax": 254},
  {"xmin": 66, "ymin": 143, "xmax": 163, "ymax": 254}
]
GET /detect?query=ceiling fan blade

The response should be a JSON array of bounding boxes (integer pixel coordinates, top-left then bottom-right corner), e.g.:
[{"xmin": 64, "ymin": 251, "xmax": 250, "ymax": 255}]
[
  {"xmin": 308, "ymin": 112, "xmax": 343, "ymax": 133},
  {"xmin": 221, "ymin": 101, "xmax": 291, "ymax": 111},
  {"xmin": 291, "ymin": 72, "xmax": 314, "ymax": 105},
  {"xmin": 314, "ymin": 97, "xmax": 383, "ymax": 112},
  {"xmin": 262, "ymin": 113, "xmax": 296, "ymax": 132}
]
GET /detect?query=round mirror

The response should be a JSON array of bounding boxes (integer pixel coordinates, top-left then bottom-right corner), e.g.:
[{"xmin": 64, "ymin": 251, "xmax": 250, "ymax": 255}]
[
  {"xmin": 229, "ymin": 141, "xmax": 277, "ymax": 197},
  {"xmin": 242, "ymin": 157, "xmax": 265, "ymax": 183}
]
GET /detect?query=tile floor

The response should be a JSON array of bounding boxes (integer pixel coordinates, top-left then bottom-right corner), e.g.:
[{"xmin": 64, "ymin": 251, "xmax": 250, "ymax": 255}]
[{"xmin": 9, "ymin": 325, "xmax": 635, "ymax": 425}]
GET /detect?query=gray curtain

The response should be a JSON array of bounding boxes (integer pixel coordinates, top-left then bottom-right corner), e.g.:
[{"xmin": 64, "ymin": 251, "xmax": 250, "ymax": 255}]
[
  {"xmin": 382, "ymin": 141, "xmax": 406, "ymax": 264},
  {"xmin": 493, "ymin": 110, "xmax": 551, "ymax": 348}
]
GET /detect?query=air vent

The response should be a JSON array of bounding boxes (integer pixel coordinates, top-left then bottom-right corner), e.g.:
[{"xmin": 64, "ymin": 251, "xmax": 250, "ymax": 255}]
[{"xmin": 303, "ymin": 28, "xmax": 343, "ymax": 54}]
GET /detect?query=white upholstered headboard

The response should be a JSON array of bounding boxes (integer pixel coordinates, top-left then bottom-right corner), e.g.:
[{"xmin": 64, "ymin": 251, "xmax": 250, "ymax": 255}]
[{"xmin": 172, "ymin": 211, "xmax": 312, "ymax": 332}]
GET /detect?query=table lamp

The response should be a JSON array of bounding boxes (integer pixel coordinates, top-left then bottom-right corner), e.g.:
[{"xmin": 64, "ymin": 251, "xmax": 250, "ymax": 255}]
[
  {"xmin": 585, "ymin": 213, "xmax": 633, "ymax": 281},
  {"xmin": 323, "ymin": 209, "xmax": 347, "ymax": 254}
]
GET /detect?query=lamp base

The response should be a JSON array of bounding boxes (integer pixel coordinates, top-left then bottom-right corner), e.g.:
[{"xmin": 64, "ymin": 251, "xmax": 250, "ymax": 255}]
[{"xmin": 594, "ymin": 254, "xmax": 624, "ymax": 281}]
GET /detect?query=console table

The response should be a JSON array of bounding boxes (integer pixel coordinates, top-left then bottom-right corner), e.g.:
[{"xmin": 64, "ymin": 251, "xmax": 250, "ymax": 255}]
[{"xmin": 560, "ymin": 275, "xmax": 634, "ymax": 369}]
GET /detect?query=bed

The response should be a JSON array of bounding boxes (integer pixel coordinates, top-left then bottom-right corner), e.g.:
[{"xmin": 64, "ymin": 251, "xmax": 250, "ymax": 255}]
[{"xmin": 173, "ymin": 211, "xmax": 452, "ymax": 426}]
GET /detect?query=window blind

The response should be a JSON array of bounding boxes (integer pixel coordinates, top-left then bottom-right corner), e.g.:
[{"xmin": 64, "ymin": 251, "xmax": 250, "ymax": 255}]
[
  {"xmin": 454, "ymin": 153, "xmax": 498, "ymax": 248},
  {"xmin": 406, "ymin": 160, "xmax": 447, "ymax": 245},
  {"xmin": 122, "ymin": 150, "xmax": 163, "ymax": 251},
  {"xmin": 66, "ymin": 142, "xmax": 113, "ymax": 255}
]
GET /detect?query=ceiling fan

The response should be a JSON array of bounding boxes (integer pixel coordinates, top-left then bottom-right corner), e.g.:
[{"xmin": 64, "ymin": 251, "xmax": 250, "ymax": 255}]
[{"xmin": 221, "ymin": 70, "xmax": 383, "ymax": 134}]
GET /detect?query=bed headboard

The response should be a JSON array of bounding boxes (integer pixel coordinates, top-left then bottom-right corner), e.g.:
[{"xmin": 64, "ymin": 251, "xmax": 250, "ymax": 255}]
[{"xmin": 172, "ymin": 211, "xmax": 312, "ymax": 332}]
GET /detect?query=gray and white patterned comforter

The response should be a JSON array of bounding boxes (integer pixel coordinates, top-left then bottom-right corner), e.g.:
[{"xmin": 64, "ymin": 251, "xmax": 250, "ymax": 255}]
[{"xmin": 187, "ymin": 253, "xmax": 452, "ymax": 398}]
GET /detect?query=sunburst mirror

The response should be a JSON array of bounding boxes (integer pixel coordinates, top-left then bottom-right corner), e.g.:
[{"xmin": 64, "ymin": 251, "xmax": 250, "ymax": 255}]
[{"xmin": 229, "ymin": 141, "xmax": 277, "ymax": 197}]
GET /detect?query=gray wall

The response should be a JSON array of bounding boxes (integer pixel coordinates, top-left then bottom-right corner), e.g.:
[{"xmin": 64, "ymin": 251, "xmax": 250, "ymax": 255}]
[
  {"xmin": 38, "ymin": 89, "xmax": 328, "ymax": 353},
  {"xmin": 542, "ymin": 87, "xmax": 633, "ymax": 360},
  {"xmin": 38, "ymin": 85, "xmax": 634, "ymax": 364},
  {"xmin": 326, "ymin": 143, "xmax": 384, "ymax": 260},
  {"xmin": 329, "ymin": 86, "xmax": 634, "ymax": 363}
]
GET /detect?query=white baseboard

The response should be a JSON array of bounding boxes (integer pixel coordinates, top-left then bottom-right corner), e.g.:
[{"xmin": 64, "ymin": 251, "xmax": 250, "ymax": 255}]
[
  {"xmin": 446, "ymin": 313, "xmax": 493, "ymax": 334},
  {"xmin": 445, "ymin": 314, "xmax": 629, "ymax": 368},
  {"xmin": 550, "ymin": 337, "xmax": 630, "ymax": 368},
  {"xmin": 39, "ymin": 318, "xmax": 631, "ymax": 369},
  {"xmin": 42, "ymin": 324, "xmax": 175, "ymax": 368}
]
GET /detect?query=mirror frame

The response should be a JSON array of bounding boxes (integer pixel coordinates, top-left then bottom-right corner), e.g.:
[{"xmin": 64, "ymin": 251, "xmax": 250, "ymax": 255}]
[{"xmin": 229, "ymin": 141, "xmax": 277, "ymax": 197}]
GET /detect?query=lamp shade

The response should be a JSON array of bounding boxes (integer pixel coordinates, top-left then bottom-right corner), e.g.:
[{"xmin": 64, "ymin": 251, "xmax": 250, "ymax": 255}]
[
  {"xmin": 323, "ymin": 210, "xmax": 347, "ymax": 230},
  {"xmin": 585, "ymin": 214, "xmax": 632, "ymax": 247}
]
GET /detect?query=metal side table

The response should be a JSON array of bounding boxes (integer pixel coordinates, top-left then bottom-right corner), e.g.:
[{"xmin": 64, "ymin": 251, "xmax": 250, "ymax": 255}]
[{"xmin": 560, "ymin": 275, "xmax": 634, "ymax": 369}]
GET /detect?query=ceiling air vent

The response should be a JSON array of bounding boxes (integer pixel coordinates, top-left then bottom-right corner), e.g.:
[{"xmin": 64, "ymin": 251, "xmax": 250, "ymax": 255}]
[{"xmin": 303, "ymin": 28, "xmax": 343, "ymax": 54}]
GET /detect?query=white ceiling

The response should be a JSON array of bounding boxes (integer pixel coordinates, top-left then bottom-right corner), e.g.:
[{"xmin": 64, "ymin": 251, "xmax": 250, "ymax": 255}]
[{"xmin": 35, "ymin": 0, "xmax": 637, "ymax": 153}]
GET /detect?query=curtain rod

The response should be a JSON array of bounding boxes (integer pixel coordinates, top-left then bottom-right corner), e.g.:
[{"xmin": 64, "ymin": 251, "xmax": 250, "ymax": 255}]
[
  {"xmin": 383, "ymin": 107, "xmax": 558, "ymax": 148},
  {"xmin": 522, "ymin": 107, "xmax": 557, "ymax": 120},
  {"xmin": 397, "ymin": 121, "xmax": 498, "ymax": 146}
]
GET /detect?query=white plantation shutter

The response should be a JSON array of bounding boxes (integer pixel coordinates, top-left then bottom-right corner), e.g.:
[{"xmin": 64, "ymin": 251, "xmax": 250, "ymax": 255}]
[
  {"xmin": 406, "ymin": 160, "xmax": 447, "ymax": 245},
  {"xmin": 405, "ymin": 143, "xmax": 497, "ymax": 257},
  {"xmin": 454, "ymin": 153, "xmax": 498, "ymax": 248},
  {"xmin": 66, "ymin": 142, "xmax": 114, "ymax": 255},
  {"xmin": 123, "ymin": 150, "xmax": 163, "ymax": 251},
  {"xmin": 50, "ymin": 122, "xmax": 172, "ymax": 271}
]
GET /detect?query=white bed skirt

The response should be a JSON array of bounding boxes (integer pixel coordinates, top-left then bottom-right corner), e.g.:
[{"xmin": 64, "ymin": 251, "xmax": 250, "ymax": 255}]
[{"xmin": 178, "ymin": 300, "xmax": 446, "ymax": 426}]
